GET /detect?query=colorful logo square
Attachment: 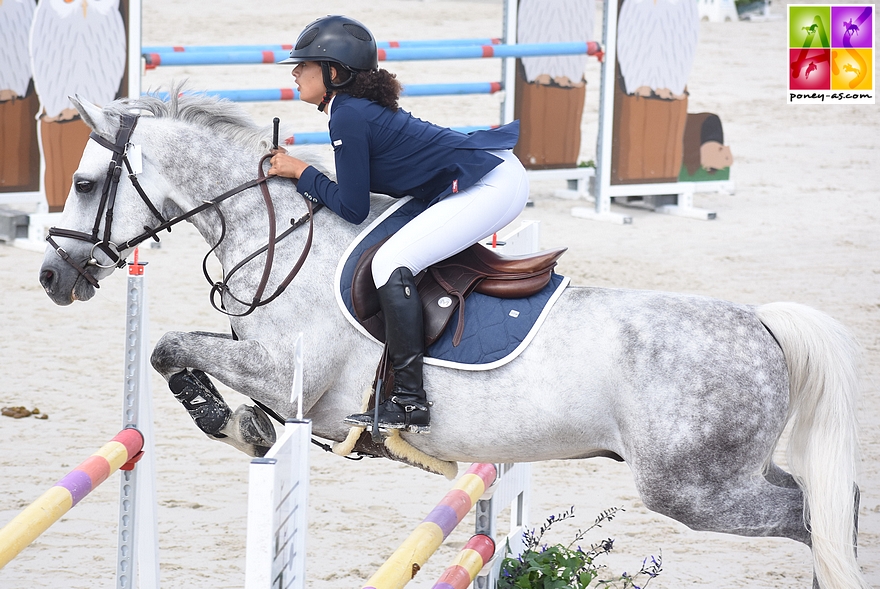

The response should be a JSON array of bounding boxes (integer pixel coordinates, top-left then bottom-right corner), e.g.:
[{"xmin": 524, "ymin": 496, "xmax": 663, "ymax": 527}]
[{"xmin": 788, "ymin": 4, "xmax": 875, "ymax": 103}]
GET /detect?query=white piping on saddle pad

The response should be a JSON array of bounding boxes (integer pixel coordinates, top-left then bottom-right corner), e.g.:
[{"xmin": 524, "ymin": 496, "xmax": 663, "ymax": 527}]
[{"xmin": 333, "ymin": 196, "xmax": 571, "ymax": 372}]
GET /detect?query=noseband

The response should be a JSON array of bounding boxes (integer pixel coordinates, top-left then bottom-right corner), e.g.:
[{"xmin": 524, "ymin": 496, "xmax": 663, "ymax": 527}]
[
  {"xmin": 47, "ymin": 112, "xmax": 321, "ymax": 316},
  {"xmin": 47, "ymin": 113, "xmax": 155, "ymax": 288}
]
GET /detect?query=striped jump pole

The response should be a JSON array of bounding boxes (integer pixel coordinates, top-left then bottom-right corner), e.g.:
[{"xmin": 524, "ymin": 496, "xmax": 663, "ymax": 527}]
[
  {"xmin": 0, "ymin": 428, "xmax": 145, "ymax": 569},
  {"xmin": 284, "ymin": 125, "xmax": 496, "ymax": 146},
  {"xmin": 142, "ymin": 38, "xmax": 500, "ymax": 54},
  {"xmin": 431, "ymin": 534, "xmax": 495, "ymax": 589},
  {"xmin": 142, "ymin": 41, "xmax": 602, "ymax": 68},
  {"xmin": 146, "ymin": 82, "xmax": 502, "ymax": 104},
  {"xmin": 378, "ymin": 41, "xmax": 603, "ymax": 62},
  {"xmin": 361, "ymin": 463, "xmax": 497, "ymax": 589}
]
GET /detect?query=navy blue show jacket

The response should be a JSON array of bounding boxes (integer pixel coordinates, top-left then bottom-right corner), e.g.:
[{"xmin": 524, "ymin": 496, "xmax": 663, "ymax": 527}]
[{"xmin": 296, "ymin": 93, "xmax": 520, "ymax": 224}]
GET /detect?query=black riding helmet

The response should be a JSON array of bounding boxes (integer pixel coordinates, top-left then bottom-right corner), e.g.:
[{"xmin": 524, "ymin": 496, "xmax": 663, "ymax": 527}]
[{"xmin": 280, "ymin": 15, "xmax": 379, "ymax": 110}]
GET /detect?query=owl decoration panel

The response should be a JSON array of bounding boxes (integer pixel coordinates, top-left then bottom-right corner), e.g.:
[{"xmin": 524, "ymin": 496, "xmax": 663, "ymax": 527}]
[
  {"xmin": 0, "ymin": 0, "xmax": 135, "ymax": 211},
  {"xmin": 612, "ymin": 0, "xmax": 734, "ymax": 185}
]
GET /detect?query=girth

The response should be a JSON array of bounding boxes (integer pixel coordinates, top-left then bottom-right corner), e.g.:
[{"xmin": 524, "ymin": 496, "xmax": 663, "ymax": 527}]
[{"xmin": 350, "ymin": 236, "xmax": 566, "ymax": 347}]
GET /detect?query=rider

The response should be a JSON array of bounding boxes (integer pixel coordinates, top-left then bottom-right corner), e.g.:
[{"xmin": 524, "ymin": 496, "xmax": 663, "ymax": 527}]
[{"xmin": 268, "ymin": 15, "xmax": 529, "ymax": 434}]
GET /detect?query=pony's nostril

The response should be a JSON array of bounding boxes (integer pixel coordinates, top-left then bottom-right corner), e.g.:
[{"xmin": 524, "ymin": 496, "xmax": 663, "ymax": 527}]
[{"xmin": 39, "ymin": 269, "xmax": 55, "ymax": 290}]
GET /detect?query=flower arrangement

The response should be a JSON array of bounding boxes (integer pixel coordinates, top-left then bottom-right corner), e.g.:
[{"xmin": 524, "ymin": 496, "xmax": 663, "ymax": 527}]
[{"xmin": 497, "ymin": 507, "xmax": 662, "ymax": 589}]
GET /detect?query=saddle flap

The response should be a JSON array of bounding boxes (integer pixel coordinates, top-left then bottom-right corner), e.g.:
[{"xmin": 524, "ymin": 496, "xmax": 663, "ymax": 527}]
[
  {"xmin": 350, "ymin": 238, "xmax": 387, "ymax": 343},
  {"xmin": 351, "ymin": 238, "xmax": 385, "ymax": 321},
  {"xmin": 350, "ymin": 236, "xmax": 454, "ymax": 347}
]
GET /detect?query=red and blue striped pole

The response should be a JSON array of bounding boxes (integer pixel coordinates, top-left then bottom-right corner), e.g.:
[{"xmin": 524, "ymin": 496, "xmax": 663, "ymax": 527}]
[
  {"xmin": 145, "ymin": 81, "xmax": 503, "ymax": 104},
  {"xmin": 0, "ymin": 428, "xmax": 144, "ymax": 569},
  {"xmin": 143, "ymin": 42, "xmax": 602, "ymax": 68},
  {"xmin": 142, "ymin": 38, "xmax": 501, "ymax": 54}
]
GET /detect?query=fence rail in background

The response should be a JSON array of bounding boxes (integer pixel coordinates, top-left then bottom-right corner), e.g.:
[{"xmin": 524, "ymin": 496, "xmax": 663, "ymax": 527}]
[
  {"xmin": 146, "ymin": 82, "xmax": 502, "ymax": 104},
  {"xmin": 142, "ymin": 38, "xmax": 501, "ymax": 54},
  {"xmin": 143, "ymin": 41, "xmax": 602, "ymax": 68},
  {"xmin": 284, "ymin": 125, "xmax": 496, "ymax": 146}
]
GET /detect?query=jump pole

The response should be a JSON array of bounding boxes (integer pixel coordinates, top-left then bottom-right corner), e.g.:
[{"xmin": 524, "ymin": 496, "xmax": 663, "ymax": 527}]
[
  {"xmin": 430, "ymin": 534, "xmax": 496, "ymax": 589},
  {"xmin": 361, "ymin": 462, "xmax": 497, "ymax": 589},
  {"xmin": 0, "ymin": 428, "xmax": 145, "ymax": 569},
  {"xmin": 142, "ymin": 42, "xmax": 601, "ymax": 67},
  {"xmin": 142, "ymin": 37, "xmax": 502, "ymax": 55}
]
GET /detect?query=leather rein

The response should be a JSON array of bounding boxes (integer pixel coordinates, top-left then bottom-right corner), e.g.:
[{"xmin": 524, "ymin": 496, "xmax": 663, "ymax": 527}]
[{"xmin": 46, "ymin": 112, "xmax": 322, "ymax": 316}]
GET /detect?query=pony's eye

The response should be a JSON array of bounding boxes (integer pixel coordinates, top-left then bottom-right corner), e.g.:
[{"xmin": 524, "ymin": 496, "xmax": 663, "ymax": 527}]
[{"xmin": 75, "ymin": 180, "xmax": 95, "ymax": 193}]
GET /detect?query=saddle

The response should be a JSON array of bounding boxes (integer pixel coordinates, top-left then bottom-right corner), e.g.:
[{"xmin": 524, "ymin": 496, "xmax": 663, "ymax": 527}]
[{"xmin": 350, "ymin": 236, "xmax": 567, "ymax": 347}]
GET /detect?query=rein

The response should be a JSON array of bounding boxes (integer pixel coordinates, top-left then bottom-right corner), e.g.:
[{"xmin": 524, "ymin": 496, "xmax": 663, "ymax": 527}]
[{"xmin": 47, "ymin": 112, "xmax": 323, "ymax": 315}]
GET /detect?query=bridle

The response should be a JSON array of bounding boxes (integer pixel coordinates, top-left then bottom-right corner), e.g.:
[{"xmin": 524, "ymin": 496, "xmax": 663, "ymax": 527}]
[{"xmin": 46, "ymin": 112, "xmax": 322, "ymax": 316}]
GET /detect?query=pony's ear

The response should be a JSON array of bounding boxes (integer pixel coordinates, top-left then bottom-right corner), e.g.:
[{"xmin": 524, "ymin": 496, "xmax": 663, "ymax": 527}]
[{"xmin": 70, "ymin": 95, "xmax": 113, "ymax": 138}]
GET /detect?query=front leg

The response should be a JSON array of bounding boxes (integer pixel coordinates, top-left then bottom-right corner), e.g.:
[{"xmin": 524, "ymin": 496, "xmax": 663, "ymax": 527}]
[{"xmin": 151, "ymin": 330, "xmax": 288, "ymax": 456}]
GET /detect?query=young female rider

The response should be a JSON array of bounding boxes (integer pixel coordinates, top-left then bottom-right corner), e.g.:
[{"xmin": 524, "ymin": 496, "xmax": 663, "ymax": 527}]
[{"xmin": 268, "ymin": 15, "xmax": 529, "ymax": 434}]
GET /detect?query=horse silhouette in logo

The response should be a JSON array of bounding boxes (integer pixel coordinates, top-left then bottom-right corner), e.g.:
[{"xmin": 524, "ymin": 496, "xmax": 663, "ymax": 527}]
[
  {"xmin": 843, "ymin": 18, "xmax": 860, "ymax": 37},
  {"xmin": 842, "ymin": 63, "xmax": 861, "ymax": 77}
]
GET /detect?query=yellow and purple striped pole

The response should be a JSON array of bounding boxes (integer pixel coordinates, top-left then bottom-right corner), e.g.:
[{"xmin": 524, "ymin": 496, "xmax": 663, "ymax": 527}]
[
  {"xmin": 0, "ymin": 428, "xmax": 144, "ymax": 569},
  {"xmin": 362, "ymin": 463, "xmax": 497, "ymax": 589},
  {"xmin": 431, "ymin": 534, "xmax": 496, "ymax": 589}
]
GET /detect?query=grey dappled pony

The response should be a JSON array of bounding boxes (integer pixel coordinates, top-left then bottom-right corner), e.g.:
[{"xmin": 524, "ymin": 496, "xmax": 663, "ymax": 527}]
[{"xmin": 38, "ymin": 94, "xmax": 868, "ymax": 588}]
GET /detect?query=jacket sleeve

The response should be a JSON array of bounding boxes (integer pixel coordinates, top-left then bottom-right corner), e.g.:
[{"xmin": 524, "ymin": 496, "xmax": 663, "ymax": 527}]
[{"xmin": 295, "ymin": 105, "xmax": 372, "ymax": 225}]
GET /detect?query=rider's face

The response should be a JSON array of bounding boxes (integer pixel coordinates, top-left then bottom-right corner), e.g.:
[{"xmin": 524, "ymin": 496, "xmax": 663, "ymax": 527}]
[{"xmin": 292, "ymin": 61, "xmax": 334, "ymax": 108}]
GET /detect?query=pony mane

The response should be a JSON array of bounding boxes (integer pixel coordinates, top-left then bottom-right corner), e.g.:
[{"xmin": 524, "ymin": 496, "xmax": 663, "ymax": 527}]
[{"xmin": 104, "ymin": 85, "xmax": 273, "ymax": 152}]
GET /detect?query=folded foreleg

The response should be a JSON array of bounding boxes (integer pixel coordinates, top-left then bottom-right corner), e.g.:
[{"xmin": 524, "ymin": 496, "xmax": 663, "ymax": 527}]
[{"xmin": 151, "ymin": 330, "xmax": 289, "ymax": 456}]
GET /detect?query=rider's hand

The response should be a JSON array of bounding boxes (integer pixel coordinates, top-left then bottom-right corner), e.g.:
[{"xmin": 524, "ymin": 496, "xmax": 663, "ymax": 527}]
[{"xmin": 268, "ymin": 152, "xmax": 309, "ymax": 179}]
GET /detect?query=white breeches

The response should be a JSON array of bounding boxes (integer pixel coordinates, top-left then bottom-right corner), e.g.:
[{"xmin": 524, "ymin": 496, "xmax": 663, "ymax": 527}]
[{"xmin": 371, "ymin": 150, "xmax": 530, "ymax": 288}]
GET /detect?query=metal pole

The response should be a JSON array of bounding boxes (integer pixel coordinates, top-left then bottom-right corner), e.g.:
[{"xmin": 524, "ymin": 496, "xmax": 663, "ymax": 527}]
[
  {"xmin": 119, "ymin": 249, "xmax": 159, "ymax": 589},
  {"xmin": 500, "ymin": 0, "xmax": 518, "ymax": 125},
  {"xmin": 595, "ymin": 0, "xmax": 619, "ymax": 216}
]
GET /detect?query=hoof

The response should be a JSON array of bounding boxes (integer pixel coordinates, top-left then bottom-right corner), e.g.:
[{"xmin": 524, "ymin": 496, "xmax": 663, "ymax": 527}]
[{"xmin": 231, "ymin": 404, "xmax": 277, "ymax": 450}]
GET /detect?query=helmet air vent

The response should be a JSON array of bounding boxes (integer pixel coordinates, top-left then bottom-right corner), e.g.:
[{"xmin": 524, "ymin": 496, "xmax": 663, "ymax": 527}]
[
  {"xmin": 343, "ymin": 23, "xmax": 372, "ymax": 42},
  {"xmin": 296, "ymin": 28, "xmax": 320, "ymax": 50}
]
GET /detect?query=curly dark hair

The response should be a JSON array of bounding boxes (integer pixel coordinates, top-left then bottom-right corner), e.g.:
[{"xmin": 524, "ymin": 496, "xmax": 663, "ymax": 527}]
[{"xmin": 337, "ymin": 68, "xmax": 402, "ymax": 111}]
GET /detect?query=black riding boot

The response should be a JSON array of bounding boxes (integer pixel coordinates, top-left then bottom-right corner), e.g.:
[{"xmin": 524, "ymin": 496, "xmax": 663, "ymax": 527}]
[{"xmin": 344, "ymin": 267, "xmax": 431, "ymax": 433}]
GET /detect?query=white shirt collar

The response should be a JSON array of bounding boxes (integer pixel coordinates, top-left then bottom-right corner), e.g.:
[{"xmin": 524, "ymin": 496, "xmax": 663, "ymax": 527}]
[{"xmin": 326, "ymin": 93, "xmax": 337, "ymax": 116}]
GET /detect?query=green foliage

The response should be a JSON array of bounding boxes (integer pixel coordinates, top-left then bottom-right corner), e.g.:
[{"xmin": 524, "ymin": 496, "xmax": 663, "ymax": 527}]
[{"xmin": 497, "ymin": 507, "xmax": 662, "ymax": 589}]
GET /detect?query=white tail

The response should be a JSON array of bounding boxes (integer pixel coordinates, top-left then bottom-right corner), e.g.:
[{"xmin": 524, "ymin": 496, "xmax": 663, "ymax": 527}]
[{"xmin": 757, "ymin": 302, "xmax": 869, "ymax": 589}]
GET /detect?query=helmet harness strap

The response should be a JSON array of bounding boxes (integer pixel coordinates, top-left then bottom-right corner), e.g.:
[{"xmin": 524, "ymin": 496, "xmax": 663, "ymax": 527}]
[{"xmin": 318, "ymin": 61, "xmax": 357, "ymax": 112}]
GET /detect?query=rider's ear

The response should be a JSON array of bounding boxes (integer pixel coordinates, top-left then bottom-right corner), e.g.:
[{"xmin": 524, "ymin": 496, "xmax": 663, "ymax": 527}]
[{"xmin": 70, "ymin": 95, "xmax": 113, "ymax": 139}]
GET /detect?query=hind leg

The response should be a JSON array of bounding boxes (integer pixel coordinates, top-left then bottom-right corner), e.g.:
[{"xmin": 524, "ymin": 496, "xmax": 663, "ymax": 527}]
[
  {"xmin": 764, "ymin": 461, "xmax": 800, "ymax": 489},
  {"xmin": 634, "ymin": 468, "xmax": 865, "ymax": 589},
  {"xmin": 634, "ymin": 470, "xmax": 810, "ymax": 545},
  {"xmin": 764, "ymin": 463, "xmax": 862, "ymax": 555}
]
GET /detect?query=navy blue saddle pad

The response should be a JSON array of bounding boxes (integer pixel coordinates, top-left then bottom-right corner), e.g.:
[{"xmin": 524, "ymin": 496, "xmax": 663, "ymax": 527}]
[{"xmin": 334, "ymin": 198, "xmax": 569, "ymax": 370}]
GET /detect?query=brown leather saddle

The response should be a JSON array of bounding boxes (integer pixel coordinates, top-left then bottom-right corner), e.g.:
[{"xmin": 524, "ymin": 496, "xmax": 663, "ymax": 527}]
[{"xmin": 350, "ymin": 236, "xmax": 567, "ymax": 347}]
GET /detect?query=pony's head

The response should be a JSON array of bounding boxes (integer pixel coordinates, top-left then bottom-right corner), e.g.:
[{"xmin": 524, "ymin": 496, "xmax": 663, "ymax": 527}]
[
  {"xmin": 38, "ymin": 90, "xmax": 269, "ymax": 304},
  {"xmin": 39, "ymin": 95, "xmax": 166, "ymax": 304}
]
